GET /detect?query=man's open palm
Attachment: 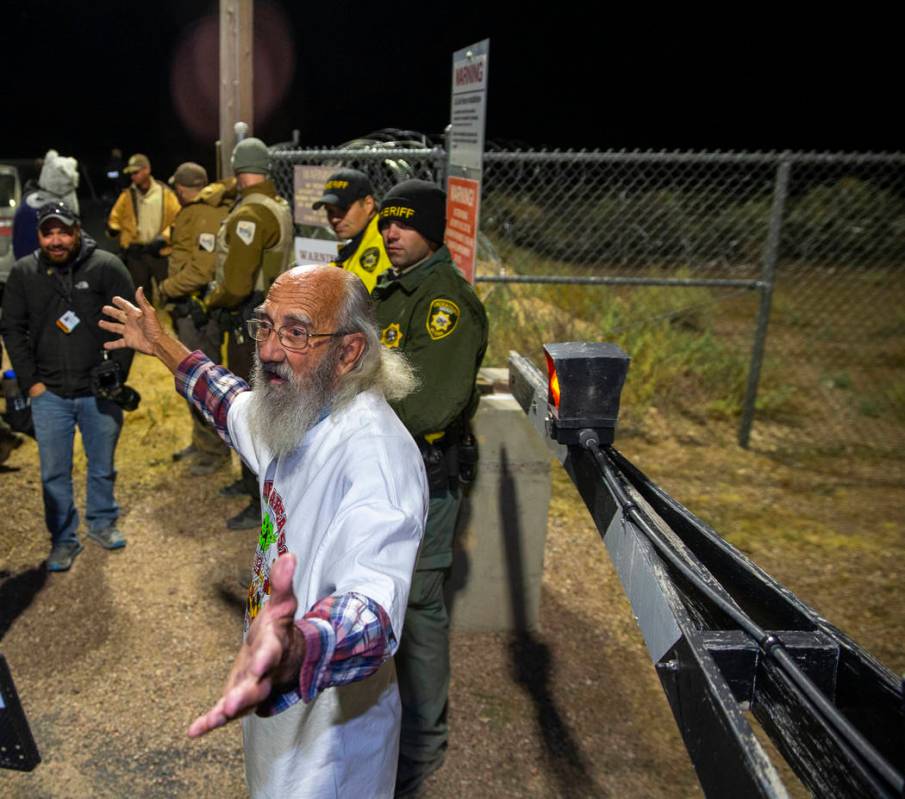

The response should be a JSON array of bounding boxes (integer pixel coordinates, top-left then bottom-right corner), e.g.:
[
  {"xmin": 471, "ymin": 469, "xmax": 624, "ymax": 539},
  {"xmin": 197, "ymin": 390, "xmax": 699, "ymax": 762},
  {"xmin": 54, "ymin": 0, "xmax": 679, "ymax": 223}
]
[
  {"xmin": 99, "ymin": 286, "xmax": 164, "ymax": 355},
  {"xmin": 187, "ymin": 553, "xmax": 306, "ymax": 738}
]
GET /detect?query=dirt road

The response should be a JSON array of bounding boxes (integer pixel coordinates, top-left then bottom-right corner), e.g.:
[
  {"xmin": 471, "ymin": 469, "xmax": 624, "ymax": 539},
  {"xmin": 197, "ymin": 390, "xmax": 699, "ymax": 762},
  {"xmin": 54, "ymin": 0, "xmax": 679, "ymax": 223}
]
[{"xmin": 1, "ymin": 355, "xmax": 902, "ymax": 797}]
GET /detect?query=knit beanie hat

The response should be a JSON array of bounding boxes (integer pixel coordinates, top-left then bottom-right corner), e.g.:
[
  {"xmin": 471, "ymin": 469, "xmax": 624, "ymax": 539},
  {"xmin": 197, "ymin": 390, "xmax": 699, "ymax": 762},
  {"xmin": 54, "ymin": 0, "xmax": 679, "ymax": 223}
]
[
  {"xmin": 231, "ymin": 138, "xmax": 269, "ymax": 175},
  {"xmin": 378, "ymin": 180, "xmax": 447, "ymax": 245},
  {"xmin": 38, "ymin": 150, "xmax": 80, "ymax": 214}
]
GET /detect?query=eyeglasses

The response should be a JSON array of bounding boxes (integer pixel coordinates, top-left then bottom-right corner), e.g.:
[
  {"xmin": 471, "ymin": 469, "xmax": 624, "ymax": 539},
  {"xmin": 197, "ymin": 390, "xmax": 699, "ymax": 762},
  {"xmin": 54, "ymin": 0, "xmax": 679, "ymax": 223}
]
[{"xmin": 245, "ymin": 319, "xmax": 345, "ymax": 352}]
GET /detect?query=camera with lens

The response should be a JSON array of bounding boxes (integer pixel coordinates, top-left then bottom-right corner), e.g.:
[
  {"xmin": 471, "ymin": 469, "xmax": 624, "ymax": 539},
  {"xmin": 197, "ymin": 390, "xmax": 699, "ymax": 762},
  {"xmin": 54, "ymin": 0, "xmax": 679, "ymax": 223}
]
[{"xmin": 90, "ymin": 353, "xmax": 141, "ymax": 411}]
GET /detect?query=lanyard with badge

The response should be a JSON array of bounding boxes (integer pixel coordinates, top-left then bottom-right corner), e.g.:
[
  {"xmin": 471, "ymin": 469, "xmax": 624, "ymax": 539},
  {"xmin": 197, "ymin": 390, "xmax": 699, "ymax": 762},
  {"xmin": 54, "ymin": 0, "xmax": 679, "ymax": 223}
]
[{"xmin": 51, "ymin": 267, "xmax": 80, "ymax": 334}]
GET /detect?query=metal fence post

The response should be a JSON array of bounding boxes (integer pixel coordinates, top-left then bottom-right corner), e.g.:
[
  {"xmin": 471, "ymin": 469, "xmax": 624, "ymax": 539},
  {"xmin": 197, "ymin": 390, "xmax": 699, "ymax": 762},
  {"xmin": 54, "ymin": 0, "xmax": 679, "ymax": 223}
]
[
  {"xmin": 738, "ymin": 155, "xmax": 791, "ymax": 448},
  {"xmin": 440, "ymin": 124, "xmax": 452, "ymax": 186}
]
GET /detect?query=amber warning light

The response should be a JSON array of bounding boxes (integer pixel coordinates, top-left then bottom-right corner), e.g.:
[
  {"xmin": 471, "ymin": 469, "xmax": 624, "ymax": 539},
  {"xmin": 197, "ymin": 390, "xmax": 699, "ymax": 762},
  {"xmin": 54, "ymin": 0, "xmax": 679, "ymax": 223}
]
[
  {"xmin": 543, "ymin": 342, "xmax": 630, "ymax": 446},
  {"xmin": 544, "ymin": 351, "xmax": 561, "ymax": 408}
]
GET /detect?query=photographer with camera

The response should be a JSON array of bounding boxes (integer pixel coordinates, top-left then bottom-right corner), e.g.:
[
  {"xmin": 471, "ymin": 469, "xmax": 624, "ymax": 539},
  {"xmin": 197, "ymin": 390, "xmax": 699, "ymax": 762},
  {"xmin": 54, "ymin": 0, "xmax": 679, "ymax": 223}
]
[
  {"xmin": 1, "ymin": 201, "xmax": 136, "ymax": 572},
  {"xmin": 106, "ymin": 153, "xmax": 181, "ymax": 296}
]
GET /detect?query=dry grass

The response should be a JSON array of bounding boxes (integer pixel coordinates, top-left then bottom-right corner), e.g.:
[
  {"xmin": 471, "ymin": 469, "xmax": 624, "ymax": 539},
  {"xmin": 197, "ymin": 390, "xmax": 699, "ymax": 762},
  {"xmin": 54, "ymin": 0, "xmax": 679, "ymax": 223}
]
[{"xmin": 1, "ymin": 329, "xmax": 902, "ymax": 797}]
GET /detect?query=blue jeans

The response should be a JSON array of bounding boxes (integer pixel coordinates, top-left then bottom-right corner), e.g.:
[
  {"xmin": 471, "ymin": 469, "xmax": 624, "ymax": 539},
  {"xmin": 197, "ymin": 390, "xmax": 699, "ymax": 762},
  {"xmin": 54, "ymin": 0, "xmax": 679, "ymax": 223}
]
[{"xmin": 30, "ymin": 390, "xmax": 123, "ymax": 545}]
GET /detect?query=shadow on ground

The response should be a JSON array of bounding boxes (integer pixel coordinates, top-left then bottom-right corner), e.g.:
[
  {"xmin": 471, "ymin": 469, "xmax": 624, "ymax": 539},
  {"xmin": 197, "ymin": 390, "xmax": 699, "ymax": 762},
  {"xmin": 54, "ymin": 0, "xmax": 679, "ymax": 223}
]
[
  {"xmin": 498, "ymin": 445, "xmax": 604, "ymax": 797},
  {"xmin": 0, "ymin": 567, "xmax": 47, "ymax": 642}
]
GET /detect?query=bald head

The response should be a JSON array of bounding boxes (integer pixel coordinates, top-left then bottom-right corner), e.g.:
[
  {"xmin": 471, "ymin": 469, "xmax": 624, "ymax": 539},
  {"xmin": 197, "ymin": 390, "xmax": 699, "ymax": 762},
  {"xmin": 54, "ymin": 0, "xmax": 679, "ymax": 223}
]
[{"xmin": 268, "ymin": 264, "xmax": 357, "ymax": 332}]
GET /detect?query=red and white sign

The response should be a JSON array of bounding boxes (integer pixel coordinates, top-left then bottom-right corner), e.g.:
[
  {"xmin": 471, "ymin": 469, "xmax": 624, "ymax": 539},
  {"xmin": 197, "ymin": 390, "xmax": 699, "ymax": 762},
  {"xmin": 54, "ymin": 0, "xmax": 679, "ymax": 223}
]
[{"xmin": 445, "ymin": 176, "xmax": 481, "ymax": 283}]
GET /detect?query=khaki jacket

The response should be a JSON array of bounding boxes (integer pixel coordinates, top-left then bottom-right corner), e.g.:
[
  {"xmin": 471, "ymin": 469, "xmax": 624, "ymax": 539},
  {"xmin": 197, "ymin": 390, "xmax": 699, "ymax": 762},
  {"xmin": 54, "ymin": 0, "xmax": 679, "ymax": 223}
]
[
  {"xmin": 107, "ymin": 179, "xmax": 181, "ymax": 252},
  {"xmin": 206, "ymin": 180, "xmax": 293, "ymax": 310},
  {"xmin": 159, "ymin": 180, "xmax": 235, "ymax": 301}
]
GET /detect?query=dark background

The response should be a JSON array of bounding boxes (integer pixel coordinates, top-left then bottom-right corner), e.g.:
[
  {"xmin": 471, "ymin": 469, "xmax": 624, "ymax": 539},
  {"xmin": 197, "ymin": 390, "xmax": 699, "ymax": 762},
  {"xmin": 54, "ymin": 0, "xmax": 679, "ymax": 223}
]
[{"xmin": 2, "ymin": 0, "xmax": 900, "ymax": 186}]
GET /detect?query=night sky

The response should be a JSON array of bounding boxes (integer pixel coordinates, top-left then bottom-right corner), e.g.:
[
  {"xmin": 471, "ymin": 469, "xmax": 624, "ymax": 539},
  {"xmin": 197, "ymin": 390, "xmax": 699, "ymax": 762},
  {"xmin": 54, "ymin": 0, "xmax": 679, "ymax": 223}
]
[{"xmin": 2, "ymin": 1, "xmax": 900, "ymax": 181}]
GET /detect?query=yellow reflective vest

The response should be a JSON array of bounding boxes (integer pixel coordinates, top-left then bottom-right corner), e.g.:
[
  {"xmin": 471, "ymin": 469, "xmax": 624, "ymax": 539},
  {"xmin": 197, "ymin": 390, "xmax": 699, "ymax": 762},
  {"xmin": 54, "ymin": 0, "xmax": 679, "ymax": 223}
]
[{"xmin": 333, "ymin": 214, "xmax": 392, "ymax": 293}]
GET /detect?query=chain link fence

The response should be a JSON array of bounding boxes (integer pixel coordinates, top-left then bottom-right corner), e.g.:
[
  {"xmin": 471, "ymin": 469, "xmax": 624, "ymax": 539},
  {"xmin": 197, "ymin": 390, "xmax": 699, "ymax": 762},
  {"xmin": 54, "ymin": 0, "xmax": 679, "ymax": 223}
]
[{"xmin": 270, "ymin": 146, "xmax": 905, "ymax": 454}]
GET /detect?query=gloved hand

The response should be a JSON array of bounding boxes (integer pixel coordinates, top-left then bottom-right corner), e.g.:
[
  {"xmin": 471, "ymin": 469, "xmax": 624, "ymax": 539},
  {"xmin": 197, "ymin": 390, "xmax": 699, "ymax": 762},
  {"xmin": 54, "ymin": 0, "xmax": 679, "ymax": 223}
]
[{"xmin": 147, "ymin": 236, "xmax": 167, "ymax": 257}]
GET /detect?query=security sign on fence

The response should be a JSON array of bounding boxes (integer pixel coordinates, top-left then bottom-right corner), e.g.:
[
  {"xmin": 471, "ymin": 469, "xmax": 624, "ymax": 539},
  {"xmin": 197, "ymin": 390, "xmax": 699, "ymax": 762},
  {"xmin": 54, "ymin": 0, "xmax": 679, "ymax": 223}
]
[{"xmin": 445, "ymin": 176, "xmax": 481, "ymax": 282}]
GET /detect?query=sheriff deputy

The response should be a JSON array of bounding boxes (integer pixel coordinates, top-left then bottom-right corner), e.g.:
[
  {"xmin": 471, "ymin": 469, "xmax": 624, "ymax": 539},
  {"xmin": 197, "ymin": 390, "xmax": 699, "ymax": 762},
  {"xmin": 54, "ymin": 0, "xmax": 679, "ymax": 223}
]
[
  {"xmin": 312, "ymin": 168, "xmax": 392, "ymax": 293},
  {"xmin": 158, "ymin": 162, "xmax": 234, "ymax": 475},
  {"xmin": 371, "ymin": 179, "xmax": 488, "ymax": 798}
]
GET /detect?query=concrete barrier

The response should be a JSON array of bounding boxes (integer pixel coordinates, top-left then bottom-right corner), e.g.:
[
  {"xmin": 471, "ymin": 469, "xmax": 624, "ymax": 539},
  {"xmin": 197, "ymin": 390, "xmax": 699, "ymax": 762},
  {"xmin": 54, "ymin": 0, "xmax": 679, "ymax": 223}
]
[{"xmin": 447, "ymin": 369, "xmax": 552, "ymax": 632}]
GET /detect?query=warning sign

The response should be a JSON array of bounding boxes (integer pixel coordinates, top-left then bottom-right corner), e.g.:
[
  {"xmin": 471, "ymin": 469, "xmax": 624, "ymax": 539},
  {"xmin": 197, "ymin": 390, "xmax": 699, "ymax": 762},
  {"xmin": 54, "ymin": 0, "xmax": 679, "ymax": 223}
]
[
  {"xmin": 449, "ymin": 40, "xmax": 489, "ymax": 174},
  {"xmin": 293, "ymin": 165, "xmax": 335, "ymax": 227},
  {"xmin": 445, "ymin": 176, "xmax": 481, "ymax": 283},
  {"xmin": 293, "ymin": 237, "xmax": 338, "ymax": 266}
]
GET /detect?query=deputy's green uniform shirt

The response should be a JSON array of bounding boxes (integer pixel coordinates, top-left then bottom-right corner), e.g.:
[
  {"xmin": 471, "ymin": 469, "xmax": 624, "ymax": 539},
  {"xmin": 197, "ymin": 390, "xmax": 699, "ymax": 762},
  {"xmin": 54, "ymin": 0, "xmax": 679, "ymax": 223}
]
[
  {"xmin": 376, "ymin": 245, "xmax": 487, "ymax": 778},
  {"xmin": 333, "ymin": 214, "xmax": 393, "ymax": 294},
  {"xmin": 159, "ymin": 180, "xmax": 234, "ymax": 302},
  {"xmin": 373, "ymin": 245, "xmax": 488, "ymax": 440},
  {"xmin": 206, "ymin": 179, "xmax": 293, "ymax": 310}
]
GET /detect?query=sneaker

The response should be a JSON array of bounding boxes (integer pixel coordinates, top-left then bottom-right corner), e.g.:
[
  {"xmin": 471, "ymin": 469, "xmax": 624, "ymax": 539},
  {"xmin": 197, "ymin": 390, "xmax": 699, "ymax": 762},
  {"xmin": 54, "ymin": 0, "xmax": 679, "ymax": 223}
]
[
  {"xmin": 219, "ymin": 478, "xmax": 248, "ymax": 498},
  {"xmin": 87, "ymin": 525, "xmax": 127, "ymax": 550},
  {"xmin": 47, "ymin": 540, "xmax": 84, "ymax": 572},
  {"xmin": 227, "ymin": 501, "xmax": 261, "ymax": 530},
  {"xmin": 172, "ymin": 444, "xmax": 198, "ymax": 462},
  {"xmin": 189, "ymin": 456, "xmax": 230, "ymax": 477}
]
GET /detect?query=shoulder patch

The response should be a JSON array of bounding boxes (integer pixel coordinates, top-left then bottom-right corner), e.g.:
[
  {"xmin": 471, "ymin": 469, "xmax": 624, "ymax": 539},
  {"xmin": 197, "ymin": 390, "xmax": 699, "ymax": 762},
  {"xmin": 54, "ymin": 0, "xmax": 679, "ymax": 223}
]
[
  {"xmin": 359, "ymin": 246, "xmax": 381, "ymax": 273},
  {"xmin": 235, "ymin": 220, "xmax": 256, "ymax": 246},
  {"xmin": 380, "ymin": 322, "xmax": 404, "ymax": 349},
  {"xmin": 426, "ymin": 298, "xmax": 461, "ymax": 340},
  {"xmin": 198, "ymin": 232, "xmax": 216, "ymax": 252}
]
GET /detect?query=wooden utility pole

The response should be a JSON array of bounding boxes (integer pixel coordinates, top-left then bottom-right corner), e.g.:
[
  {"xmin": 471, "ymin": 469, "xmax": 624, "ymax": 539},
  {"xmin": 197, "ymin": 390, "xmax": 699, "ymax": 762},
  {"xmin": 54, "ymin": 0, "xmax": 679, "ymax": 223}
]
[{"xmin": 219, "ymin": 0, "xmax": 253, "ymax": 177}]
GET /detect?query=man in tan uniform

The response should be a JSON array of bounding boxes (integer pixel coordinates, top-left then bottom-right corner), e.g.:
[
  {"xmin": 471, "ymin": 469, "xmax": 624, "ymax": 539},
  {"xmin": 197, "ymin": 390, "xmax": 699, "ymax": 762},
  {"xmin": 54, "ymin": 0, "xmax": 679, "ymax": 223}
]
[
  {"xmin": 205, "ymin": 137, "xmax": 294, "ymax": 528},
  {"xmin": 159, "ymin": 162, "xmax": 233, "ymax": 475},
  {"xmin": 106, "ymin": 153, "xmax": 181, "ymax": 295}
]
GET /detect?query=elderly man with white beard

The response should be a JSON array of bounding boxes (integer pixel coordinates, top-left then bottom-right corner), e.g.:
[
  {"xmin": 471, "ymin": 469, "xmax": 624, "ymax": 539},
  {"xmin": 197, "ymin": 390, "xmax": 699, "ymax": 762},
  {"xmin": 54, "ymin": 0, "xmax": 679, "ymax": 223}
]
[{"xmin": 100, "ymin": 265, "xmax": 428, "ymax": 799}]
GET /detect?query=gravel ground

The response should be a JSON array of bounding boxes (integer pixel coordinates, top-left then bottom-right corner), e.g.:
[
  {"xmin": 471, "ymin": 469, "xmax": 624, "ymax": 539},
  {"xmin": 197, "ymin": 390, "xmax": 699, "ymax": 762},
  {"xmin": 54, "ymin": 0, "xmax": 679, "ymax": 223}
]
[{"xmin": 1, "ymin": 354, "xmax": 902, "ymax": 798}]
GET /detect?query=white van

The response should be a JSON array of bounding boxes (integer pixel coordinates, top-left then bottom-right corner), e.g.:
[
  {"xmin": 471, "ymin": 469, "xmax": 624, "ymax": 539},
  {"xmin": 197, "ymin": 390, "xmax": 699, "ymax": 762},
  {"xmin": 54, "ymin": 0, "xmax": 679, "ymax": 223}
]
[{"xmin": 0, "ymin": 165, "xmax": 22, "ymax": 286}]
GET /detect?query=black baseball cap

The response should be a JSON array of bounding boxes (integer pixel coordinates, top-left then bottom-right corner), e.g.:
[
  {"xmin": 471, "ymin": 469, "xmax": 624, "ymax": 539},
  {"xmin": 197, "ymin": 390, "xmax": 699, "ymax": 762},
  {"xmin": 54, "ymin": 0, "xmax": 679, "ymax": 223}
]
[
  {"xmin": 37, "ymin": 201, "xmax": 80, "ymax": 228},
  {"xmin": 312, "ymin": 169, "xmax": 374, "ymax": 210}
]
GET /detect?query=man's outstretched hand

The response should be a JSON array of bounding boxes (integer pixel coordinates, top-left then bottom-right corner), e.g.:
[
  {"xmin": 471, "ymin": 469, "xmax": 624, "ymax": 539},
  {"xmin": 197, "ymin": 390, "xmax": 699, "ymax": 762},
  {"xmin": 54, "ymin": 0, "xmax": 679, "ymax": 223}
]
[
  {"xmin": 99, "ymin": 286, "xmax": 165, "ymax": 356},
  {"xmin": 100, "ymin": 286, "xmax": 192, "ymax": 372},
  {"xmin": 187, "ymin": 553, "xmax": 307, "ymax": 739}
]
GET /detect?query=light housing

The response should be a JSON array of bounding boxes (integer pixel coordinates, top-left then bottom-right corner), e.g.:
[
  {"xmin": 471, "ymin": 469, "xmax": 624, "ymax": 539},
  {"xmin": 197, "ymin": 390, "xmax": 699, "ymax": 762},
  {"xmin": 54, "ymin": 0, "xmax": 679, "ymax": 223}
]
[{"xmin": 543, "ymin": 342, "xmax": 630, "ymax": 445}]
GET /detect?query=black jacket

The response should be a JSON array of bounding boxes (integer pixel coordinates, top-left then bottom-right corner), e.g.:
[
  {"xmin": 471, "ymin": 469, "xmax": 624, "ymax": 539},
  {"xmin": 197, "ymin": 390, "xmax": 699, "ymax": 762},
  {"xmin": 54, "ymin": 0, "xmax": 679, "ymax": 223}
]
[{"xmin": 1, "ymin": 233, "xmax": 135, "ymax": 397}]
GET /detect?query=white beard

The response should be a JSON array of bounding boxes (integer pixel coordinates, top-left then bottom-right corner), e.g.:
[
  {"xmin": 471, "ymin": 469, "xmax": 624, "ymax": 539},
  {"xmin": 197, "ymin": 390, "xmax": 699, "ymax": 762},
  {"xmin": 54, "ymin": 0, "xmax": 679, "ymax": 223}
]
[{"xmin": 245, "ymin": 348, "xmax": 339, "ymax": 460}]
